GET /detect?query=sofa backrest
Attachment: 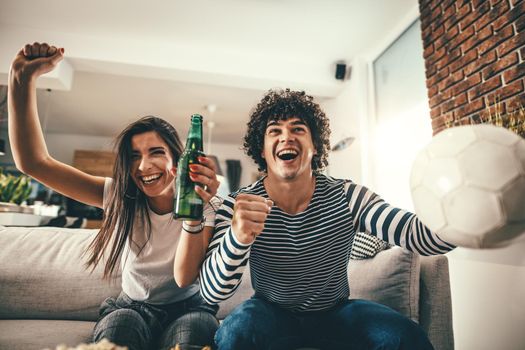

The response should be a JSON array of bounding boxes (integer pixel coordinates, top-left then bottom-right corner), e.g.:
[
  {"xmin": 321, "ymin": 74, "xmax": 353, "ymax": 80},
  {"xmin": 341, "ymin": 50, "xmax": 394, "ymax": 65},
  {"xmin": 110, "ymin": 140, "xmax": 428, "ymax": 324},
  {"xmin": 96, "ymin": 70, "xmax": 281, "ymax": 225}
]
[{"xmin": 0, "ymin": 227, "xmax": 121, "ymax": 321}]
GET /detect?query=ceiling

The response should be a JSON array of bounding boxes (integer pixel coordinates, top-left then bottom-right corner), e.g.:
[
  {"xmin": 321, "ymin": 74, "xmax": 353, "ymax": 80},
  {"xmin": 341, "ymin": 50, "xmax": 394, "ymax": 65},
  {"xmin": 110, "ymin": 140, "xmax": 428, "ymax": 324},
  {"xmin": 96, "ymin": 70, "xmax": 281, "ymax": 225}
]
[{"xmin": 0, "ymin": 0, "xmax": 418, "ymax": 144}]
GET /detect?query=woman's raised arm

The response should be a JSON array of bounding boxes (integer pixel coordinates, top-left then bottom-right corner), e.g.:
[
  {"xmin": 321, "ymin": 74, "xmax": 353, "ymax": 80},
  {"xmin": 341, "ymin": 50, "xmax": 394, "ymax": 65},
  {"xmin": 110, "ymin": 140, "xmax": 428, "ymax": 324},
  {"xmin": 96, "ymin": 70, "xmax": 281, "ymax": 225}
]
[{"xmin": 8, "ymin": 42, "xmax": 105, "ymax": 208}]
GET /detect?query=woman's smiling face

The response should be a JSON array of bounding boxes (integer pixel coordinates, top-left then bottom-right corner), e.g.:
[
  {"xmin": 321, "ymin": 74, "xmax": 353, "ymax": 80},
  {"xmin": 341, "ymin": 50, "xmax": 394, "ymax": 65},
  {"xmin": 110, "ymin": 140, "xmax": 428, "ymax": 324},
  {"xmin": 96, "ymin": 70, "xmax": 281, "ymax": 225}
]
[{"xmin": 130, "ymin": 131, "xmax": 175, "ymax": 200}]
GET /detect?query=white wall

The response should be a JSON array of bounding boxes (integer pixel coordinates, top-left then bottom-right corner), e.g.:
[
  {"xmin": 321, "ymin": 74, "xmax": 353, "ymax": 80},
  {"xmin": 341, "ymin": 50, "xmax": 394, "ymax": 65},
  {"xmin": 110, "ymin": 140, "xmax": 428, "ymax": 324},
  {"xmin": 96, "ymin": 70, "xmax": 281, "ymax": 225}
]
[
  {"xmin": 45, "ymin": 133, "xmax": 114, "ymax": 165},
  {"xmin": 321, "ymin": 58, "xmax": 368, "ymax": 185},
  {"xmin": 447, "ymin": 243, "xmax": 525, "ymax": 350}
]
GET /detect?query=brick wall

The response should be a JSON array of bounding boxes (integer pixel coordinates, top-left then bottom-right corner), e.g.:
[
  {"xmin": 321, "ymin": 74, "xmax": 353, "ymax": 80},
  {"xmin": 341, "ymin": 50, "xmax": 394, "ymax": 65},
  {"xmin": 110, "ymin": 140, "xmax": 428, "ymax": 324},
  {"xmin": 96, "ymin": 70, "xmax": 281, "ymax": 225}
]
[{"xmin": 419, "ymin": 0, "xmax": 525, "ymax": 134}]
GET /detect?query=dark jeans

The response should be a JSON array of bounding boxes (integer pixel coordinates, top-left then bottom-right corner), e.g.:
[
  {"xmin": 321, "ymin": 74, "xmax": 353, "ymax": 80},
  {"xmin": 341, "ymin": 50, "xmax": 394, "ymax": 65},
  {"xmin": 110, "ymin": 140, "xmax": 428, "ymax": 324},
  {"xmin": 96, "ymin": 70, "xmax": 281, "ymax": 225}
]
[
  {"xmin": 93, "ymin": 292, "xmax": 219, "ymax": 350},
  {"xmin": 215, "ymin": 296, "xmax": 434, "ymax": 350}
]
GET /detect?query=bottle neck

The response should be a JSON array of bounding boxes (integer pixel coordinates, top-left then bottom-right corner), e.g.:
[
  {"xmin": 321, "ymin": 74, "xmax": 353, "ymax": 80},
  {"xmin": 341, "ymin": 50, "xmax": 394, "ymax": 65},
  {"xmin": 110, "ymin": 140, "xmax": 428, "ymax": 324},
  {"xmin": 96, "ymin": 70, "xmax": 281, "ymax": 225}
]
[
  {"xmin": 185, "ymin": 136, "xmax": 203, "ymax": 151},
  {"xmin": 185, "ymin": 118, "xmax": 203, "ymax": 151}
]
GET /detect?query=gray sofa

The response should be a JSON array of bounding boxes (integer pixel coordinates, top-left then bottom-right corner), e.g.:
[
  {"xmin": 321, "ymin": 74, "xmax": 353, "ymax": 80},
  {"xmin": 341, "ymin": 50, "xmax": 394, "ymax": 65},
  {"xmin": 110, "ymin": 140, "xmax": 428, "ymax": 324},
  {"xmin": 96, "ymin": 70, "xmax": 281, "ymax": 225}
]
[{"xmin": 0, "ymin": 226, "xmax": 454, "ymax": 350}]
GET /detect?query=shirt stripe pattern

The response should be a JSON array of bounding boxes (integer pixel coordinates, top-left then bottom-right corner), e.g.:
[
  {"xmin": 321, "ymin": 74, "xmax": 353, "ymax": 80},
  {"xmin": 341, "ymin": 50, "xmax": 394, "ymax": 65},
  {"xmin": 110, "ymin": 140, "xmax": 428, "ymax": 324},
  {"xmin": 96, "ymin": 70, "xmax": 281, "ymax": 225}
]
[{"xmin": 200, "ymin": 175, "xmax": 454, "ymax": 312}]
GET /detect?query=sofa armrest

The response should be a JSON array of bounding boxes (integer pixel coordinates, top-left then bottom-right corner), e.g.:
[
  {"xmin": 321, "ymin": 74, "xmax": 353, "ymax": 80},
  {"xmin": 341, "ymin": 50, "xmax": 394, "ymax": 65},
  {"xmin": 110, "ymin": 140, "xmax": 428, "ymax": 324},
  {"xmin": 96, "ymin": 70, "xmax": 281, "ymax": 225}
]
[{"xmin": 419, "ymin": 255, "xmax": 454, "ymax": 350}]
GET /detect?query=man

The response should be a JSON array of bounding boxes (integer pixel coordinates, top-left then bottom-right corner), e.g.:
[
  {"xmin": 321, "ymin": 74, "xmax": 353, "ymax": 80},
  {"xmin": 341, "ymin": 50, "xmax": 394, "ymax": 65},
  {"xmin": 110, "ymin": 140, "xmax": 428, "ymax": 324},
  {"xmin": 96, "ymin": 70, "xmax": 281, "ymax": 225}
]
[{"xmin": 200, "ymin": 89, "xmax": 454, "ymax": 349}]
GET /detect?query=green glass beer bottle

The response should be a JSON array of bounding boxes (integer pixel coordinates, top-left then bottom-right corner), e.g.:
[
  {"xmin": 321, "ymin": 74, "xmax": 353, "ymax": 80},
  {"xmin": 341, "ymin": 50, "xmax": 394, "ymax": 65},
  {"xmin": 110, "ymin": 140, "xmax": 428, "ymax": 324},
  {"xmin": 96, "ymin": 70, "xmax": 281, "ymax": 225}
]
[{"xmin": 173, "ymin": 114, "xmax": 204, "ymax": 220}]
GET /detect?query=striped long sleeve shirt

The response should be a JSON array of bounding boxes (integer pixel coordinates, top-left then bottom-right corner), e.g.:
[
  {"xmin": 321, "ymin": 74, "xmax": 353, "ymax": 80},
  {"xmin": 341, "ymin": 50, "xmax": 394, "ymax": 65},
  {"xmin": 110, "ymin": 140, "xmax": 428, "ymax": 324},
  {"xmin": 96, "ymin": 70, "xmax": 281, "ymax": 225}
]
[{"xmin": 199, "ymin": 174, "xmax": 454, "ymax": 312}]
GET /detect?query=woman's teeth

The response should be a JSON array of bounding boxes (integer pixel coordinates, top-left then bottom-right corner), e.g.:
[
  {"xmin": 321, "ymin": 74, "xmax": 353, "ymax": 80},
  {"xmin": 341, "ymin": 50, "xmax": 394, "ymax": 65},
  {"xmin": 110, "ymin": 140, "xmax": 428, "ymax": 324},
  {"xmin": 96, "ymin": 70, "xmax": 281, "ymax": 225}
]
[{"xmin": 141, "ymin": 174, "xmax": 162, "ymax": 184}]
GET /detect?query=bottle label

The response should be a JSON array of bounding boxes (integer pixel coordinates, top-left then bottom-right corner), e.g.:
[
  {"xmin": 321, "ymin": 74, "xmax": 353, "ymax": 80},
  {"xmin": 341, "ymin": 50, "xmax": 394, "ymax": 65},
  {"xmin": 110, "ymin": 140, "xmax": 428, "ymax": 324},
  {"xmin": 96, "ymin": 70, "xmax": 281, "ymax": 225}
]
[
  {"xmin": 188, "ymin": 197, "xmax": 203, "ymax": 205},
  {"xmin": 173, "ymin": 150, "xmax": 204, "ymax": 220}
]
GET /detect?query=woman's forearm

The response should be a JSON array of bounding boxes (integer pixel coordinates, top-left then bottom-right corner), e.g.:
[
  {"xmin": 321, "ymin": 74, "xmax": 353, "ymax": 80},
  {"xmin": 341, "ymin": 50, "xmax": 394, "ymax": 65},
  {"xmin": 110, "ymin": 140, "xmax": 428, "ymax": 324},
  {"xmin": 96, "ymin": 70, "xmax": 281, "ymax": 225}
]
[
  {"xmin": 174, "ymin": 226, "xmax": 212, "ymax": 288},
  {"xmin": 8, "ymin": 69, "xmax": 50, "ymax": 174}
]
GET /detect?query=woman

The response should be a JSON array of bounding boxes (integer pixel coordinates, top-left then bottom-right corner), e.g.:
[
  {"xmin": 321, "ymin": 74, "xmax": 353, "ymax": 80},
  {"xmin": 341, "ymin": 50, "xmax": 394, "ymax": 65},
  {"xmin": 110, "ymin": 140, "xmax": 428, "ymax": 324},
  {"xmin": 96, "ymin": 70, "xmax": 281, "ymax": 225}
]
[{"xmin": 8, "ymin": 42, "xmax": 220, "ymax": 350}]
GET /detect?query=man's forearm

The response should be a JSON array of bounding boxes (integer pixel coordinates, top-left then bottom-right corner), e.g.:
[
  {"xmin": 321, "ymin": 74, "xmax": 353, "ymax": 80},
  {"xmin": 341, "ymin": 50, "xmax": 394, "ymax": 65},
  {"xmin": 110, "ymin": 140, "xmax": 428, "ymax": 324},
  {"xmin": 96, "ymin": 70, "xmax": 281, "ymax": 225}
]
[
  {"xmin": 199, "ymin": 226, "xmax": 251, "ymax": 304},
  {"xmin": 347, "ymin": 182, "xmax": 455, "ymax": 255}
]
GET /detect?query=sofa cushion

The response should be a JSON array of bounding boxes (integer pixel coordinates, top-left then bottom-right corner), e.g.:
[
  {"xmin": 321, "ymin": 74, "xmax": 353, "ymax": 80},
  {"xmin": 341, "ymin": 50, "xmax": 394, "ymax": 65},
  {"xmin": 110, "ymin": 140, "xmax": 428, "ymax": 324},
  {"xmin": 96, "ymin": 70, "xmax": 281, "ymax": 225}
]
[
  {"xmin": 0, "ymin": 227, "xmax": 121, "ymax": 321},
  {"xmin": 348, "ymin": 246, "xmax": 420, "ymax": 322},
  {"xmin": 0, "ymin": 319, "xmax": 95, "ymax": 350}
]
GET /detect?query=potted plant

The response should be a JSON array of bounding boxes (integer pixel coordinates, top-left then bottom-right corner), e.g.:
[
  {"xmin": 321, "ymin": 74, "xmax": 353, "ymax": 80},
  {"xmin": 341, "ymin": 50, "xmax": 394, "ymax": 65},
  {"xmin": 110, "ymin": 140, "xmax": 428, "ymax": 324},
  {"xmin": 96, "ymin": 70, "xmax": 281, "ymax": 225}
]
[
  {"xmin": 0, "ymin": 168, "xmax": 33, "ymax": 212},
  {"xmin": 444, "ymin": 98, "xmax": 525, "ymax": 138}
]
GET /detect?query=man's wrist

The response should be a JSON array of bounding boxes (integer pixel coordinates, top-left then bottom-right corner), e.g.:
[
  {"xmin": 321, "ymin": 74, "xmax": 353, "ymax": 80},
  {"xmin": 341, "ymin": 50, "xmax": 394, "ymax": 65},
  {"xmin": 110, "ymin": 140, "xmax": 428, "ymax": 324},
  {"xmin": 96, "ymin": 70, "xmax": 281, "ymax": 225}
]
[{"xmin": 229, "ymin": 226, "xmax": 254, "ymax": 246}]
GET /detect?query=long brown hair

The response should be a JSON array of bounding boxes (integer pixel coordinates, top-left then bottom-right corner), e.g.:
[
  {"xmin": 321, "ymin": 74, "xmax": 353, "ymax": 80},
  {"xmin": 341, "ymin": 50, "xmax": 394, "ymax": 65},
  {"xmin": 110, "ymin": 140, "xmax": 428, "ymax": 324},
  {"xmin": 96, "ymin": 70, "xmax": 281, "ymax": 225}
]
[{"xmin": 84, "ymin": 116, "xmax": 184, "ymax": 279}]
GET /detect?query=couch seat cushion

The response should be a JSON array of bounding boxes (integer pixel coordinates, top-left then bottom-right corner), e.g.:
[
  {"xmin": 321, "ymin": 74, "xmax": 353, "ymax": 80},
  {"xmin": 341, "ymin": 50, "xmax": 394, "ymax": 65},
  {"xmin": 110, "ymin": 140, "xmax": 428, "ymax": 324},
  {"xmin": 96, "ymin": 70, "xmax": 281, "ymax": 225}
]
[
  {"xmin": 348, "ymin": 246, "xmax": 420, "ymax": 322},
  {"xmin": 0, "ymin": 319, "xmax": 95, "ymax": 350}
]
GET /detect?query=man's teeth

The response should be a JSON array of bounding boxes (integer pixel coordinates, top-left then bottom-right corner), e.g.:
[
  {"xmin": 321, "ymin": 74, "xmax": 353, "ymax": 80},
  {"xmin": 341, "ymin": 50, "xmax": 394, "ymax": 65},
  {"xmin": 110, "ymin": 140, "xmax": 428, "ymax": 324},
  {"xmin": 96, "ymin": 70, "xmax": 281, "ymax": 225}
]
[
  {"xmin": 277, "ymin": 149, "xmax": 298, "ymax": 160},
  {"xmin": 141, "ymin": 174, "xmax": 162, "ymax": 184},
  {"xmin": 277, "ymin": 149, "xmax": 298, "ymax": 157}
]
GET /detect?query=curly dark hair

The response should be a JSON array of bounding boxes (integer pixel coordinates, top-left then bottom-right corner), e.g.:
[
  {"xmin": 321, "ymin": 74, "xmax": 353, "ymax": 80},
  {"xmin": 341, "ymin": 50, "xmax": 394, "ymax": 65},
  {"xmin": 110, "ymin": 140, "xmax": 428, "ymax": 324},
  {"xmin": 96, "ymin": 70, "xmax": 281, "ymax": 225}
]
[{"xmin": 243, "ymin": 89, "xmax": 331, "ymax": 173}]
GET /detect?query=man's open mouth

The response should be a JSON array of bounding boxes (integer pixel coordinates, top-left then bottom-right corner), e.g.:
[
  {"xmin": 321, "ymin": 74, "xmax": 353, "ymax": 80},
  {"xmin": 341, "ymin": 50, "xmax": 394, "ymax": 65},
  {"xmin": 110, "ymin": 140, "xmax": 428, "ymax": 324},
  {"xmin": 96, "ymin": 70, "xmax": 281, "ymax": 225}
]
[{"xmin": 276, "ymin": 149, "xmax": 299, "ymax": 161}]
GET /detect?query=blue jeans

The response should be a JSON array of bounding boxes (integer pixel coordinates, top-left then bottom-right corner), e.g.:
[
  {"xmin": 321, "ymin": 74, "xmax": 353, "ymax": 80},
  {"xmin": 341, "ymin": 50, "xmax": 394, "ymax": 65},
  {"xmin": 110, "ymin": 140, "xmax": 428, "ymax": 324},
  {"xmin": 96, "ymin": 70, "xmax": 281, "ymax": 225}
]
[
  {"xmin": 93, "ymin": 292, "xmax": 219, "ymax": 350},
  {"xmin": 215, "ymin": 296, "xmax": 433, "ymax": 350}
]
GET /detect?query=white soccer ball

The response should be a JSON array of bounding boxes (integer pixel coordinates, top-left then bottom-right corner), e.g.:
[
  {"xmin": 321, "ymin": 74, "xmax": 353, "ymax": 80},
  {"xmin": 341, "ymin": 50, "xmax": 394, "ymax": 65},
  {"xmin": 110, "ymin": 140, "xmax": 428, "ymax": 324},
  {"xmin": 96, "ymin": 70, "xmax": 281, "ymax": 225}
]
[{"xmin": 410, "ymin": 124, "xmax": 525, "ymax": 248}]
